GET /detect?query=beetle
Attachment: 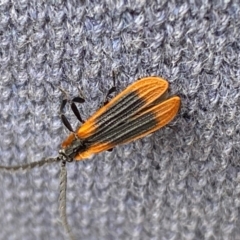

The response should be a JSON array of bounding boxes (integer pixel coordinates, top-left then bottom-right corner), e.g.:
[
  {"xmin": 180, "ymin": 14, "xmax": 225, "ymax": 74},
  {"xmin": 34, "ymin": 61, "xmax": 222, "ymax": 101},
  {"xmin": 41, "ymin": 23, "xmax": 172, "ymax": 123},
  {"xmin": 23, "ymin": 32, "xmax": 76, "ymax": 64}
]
[{"xmin": 0, "ymin": 76, "xmax": 181, "ymax": 239}]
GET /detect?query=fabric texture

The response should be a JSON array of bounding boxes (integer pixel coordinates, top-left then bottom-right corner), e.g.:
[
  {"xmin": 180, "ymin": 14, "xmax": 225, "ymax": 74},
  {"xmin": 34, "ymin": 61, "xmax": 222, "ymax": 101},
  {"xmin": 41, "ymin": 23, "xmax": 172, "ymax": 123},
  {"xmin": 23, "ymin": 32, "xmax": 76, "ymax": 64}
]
[{"xmin": 0, "ymin": 0, "xmax": 240, "ymax": 239}]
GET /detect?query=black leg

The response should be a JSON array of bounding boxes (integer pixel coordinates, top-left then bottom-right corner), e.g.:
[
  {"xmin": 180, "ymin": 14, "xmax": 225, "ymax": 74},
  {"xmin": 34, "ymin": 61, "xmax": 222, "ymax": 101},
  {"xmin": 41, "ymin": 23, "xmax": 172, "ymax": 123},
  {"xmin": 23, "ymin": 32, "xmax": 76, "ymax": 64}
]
[
  {"xmin": 72, "ymin": 96, "xmax": 85, "ymax": 103},
  {"xmin": 59, "ymin": 88, "xmax": 85, "ymax": 132},
  {"xmin": 71, "ymin": 102, "xmax": 84, "ymax": 123},
  {"xmin": 103, "ymin": 71, "xmax": 117, "ymax": 105},
  {"xmin": 71, "ymin": 96, "xmax": 85, "ymax": 123},
  {"xmin": 60, "ymin": 99, "xmax": 68, "ymax": 113},
  {"xmin": 61, "ymin": 114, "xmax": 74, "ymax": 132},
  {"xmin": 60, "ymin": 97, "xmax": 74, "ymax": 132}
]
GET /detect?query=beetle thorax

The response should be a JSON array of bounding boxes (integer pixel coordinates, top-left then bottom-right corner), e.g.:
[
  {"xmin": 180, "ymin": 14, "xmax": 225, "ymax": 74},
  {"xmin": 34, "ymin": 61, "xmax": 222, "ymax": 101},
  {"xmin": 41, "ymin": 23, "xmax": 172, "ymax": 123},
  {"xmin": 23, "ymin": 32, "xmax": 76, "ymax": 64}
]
[{"xmin": 59, "ymin": 138, "xmax": 86, "ymax": 162}]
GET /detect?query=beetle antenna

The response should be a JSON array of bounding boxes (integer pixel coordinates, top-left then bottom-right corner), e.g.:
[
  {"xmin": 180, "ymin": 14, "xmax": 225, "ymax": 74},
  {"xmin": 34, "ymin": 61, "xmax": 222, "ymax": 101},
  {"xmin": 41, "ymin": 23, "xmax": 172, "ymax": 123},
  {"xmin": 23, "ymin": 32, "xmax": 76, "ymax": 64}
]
[
  {"xmin": 0, "ymin": 157, "xmax": 59, "ymax": 172},
  {"xmin": 59, "ymin": 161, "xmax": 75, "ymax": 240}
]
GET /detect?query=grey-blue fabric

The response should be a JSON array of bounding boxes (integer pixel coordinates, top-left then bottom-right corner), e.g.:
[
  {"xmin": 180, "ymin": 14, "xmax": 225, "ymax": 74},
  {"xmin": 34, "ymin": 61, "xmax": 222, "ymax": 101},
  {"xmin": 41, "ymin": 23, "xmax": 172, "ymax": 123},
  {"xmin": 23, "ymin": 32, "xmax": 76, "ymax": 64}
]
[{"xmin": 0, "ymin": 0, "xmax": 240, "ymax": 239}]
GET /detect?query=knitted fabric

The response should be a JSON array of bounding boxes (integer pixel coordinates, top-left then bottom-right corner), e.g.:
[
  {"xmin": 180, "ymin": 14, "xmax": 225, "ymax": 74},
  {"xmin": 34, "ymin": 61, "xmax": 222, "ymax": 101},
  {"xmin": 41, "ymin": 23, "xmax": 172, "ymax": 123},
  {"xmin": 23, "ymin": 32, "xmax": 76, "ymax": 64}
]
[{"xmin": 0, "ymin": 0, "xmax": 240, "ymax": 239}]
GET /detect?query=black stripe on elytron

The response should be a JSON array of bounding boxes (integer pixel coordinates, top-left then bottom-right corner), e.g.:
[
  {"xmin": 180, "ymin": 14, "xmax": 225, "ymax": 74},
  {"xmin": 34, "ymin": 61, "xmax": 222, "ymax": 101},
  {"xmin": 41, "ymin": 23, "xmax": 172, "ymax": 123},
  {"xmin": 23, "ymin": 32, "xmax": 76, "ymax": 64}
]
[
  {"xmin": 93, "ymin": 88, "xmax": 165, "ymax": 142},
  {"xmin": 89, "ymin": 111, "xmax": 158, "ymax": 145},
  {"xmin": 95, "ymin": 90, "xmax": 146, "ymax": 131},
  {"xmin": 75, "ymin": 90, "xmax": 159, "ymax": 154}
]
